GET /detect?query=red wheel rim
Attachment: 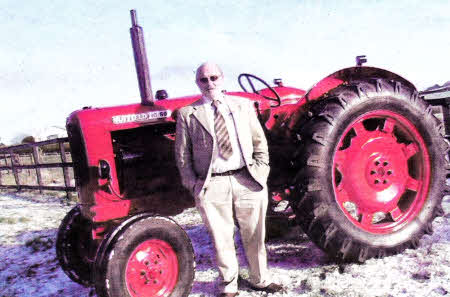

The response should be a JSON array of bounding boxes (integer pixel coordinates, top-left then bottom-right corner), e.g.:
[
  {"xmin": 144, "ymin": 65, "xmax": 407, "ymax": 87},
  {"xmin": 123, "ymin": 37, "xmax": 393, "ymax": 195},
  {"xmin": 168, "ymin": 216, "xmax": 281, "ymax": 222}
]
[
  {"xmin": 125, "ymin": 239, "xmax": 178, "ymax": 297},
  {"xmin": 332, "ymin": 110, "xmax": 431, "ymax": 234}
]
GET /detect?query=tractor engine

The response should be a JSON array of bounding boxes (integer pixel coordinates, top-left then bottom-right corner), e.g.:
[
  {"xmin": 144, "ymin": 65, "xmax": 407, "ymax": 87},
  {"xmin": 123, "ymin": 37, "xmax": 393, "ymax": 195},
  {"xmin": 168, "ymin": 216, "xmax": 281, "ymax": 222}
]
[{"xmin": 66, "ymin": 104, "xmax": 195, "ymax": 224}]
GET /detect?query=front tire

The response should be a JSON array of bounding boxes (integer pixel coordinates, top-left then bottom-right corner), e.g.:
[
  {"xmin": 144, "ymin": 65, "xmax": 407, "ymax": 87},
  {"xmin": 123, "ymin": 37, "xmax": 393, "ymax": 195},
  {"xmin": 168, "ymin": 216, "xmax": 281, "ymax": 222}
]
[
  {"xmin": 56, "ymin": 205, "xmax": 94, "ymax": 286},
  {"xmin": 293, "ymin": 79, "xmax": 448, "ymax": 262},
  {"xmin": 94, "ymin": 216, "xmax": 195, "ymax": 297}
]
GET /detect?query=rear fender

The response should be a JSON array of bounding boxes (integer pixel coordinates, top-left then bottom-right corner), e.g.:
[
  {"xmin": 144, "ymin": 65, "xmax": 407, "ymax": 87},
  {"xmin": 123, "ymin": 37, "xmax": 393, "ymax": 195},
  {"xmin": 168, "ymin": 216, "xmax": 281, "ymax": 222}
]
[{"xmin": 306, "ymin": 66, "xmax": 417, "ymax": 101}]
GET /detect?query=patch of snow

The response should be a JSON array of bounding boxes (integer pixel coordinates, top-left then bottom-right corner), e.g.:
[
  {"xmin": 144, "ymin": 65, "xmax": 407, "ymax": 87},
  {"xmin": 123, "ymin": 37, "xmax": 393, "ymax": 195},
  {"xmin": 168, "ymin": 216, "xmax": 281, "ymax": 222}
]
[{"xmin": 0, "ymin": 191, "xmax": 449, "ymax": 296}]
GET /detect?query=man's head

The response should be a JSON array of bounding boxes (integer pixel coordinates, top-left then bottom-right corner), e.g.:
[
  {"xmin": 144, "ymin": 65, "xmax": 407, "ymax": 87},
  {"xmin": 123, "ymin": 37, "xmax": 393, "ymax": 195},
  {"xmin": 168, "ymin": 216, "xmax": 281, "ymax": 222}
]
[{"xmin": 196, "ymin": 62, "xmax": 224, "ymax": 100}]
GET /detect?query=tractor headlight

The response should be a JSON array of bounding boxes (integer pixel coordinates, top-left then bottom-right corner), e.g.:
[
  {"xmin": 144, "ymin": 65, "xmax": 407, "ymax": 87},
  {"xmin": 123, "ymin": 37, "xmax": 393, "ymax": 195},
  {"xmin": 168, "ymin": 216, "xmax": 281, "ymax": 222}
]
[{"xmin": 98, "ymin": 160, "xmax": 111, "ymax": 180}]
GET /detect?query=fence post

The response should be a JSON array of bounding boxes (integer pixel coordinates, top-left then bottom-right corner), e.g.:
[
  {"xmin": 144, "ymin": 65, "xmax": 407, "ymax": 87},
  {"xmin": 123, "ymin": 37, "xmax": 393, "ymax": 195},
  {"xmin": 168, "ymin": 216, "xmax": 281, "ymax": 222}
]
[
  {"xmin": 32, "ymin": 146, "xmax": 43, "ymax": 193},
  {"xmin": 9, "ymin": 150, "xmax": 20, "ymax": 190},
  {"xmin": 3, "ymin": 154, "xmax": 8, "ymax": 173},
  {"xmin": 0, "ymin": 154, "xmax": 3, "ymax": 186},
  {"xmin": 59, "ymin": 142, "xmax": 71, "ymax": 200},
  {"xmin": 28, "ymin": 153, "xmax": 33, "ymax": 176}
]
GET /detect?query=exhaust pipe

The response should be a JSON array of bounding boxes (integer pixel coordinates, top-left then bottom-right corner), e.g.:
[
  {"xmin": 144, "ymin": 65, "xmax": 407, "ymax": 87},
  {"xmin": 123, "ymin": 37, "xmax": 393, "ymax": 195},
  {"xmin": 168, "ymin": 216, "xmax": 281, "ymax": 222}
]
[{"xmin": 130, "ymin": 10, "xmax": 154, "ymax": 106}]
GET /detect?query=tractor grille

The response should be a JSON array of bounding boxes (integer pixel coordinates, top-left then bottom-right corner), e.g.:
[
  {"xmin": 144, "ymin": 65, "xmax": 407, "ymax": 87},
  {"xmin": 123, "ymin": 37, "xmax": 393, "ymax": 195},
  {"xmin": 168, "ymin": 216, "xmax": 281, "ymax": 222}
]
[{"xmin": 66, "ymin": 119, "xmax": 89, "ymax": 192}]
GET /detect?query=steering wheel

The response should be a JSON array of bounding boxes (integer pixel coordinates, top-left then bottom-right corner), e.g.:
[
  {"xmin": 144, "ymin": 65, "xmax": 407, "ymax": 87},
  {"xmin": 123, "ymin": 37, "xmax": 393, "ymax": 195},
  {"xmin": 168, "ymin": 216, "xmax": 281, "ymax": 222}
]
[{"xmin": 238, "ymin": 73, "xmax": 281, "ymax": 107}]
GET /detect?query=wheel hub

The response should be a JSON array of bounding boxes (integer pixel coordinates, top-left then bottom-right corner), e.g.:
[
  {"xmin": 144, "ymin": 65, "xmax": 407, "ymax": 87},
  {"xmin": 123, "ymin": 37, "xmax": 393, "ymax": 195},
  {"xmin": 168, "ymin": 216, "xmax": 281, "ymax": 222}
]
[
  {"xmin": 333, "ymin": 110, "xmax": 430, "ymax": 234},
  {"xmin": 340, "ymin": 131, "xmax": 409, "ymax": 213},
  {"xmin": 367, "ymin": 156, "xmax": 393, "ymax": 189},
  {"xmin": 125, "ymin": 239, "xmax": 178, "ymax": 297}
]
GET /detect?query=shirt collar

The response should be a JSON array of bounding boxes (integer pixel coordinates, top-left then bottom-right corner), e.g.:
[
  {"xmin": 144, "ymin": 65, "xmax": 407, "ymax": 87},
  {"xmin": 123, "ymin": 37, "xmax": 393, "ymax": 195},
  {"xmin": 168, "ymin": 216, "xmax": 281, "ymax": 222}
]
[{"xmin": 201, "ymin": 93, "xmax": 226, "ymax": 105}]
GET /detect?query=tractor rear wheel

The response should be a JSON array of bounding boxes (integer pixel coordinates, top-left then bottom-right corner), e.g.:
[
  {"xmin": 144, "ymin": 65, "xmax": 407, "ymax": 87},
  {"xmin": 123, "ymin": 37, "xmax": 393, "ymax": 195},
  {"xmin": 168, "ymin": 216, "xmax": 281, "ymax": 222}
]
[
  {"xmin": 293, "ymin": 79, "xmax": 448, "ymax": 262},
  {"xmin": 94, "ymin": 216, "xmax": 195, "ymax": 297},
  {"xmin": 56, "ymin": 205, "xmax": 93, "ymax": 286}
]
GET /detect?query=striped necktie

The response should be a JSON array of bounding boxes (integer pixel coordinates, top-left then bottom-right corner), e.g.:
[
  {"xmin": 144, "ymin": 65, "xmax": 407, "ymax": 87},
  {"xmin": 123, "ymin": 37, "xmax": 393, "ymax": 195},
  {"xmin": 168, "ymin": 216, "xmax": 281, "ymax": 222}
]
[{"xmin": 212, "ymin": 99, "xmax": 233, "ymax": 159}]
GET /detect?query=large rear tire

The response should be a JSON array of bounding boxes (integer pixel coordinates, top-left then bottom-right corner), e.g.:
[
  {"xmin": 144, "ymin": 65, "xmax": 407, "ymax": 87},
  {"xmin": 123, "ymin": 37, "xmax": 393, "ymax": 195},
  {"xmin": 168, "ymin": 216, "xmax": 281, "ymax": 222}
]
[
  {"xmin": 94, "ymin": 216, "xmax": 195, "ymax": 297},
  {"xmin": 293, "ymin": 79, "xmax": 448, "ymax": 262},
  {"xmin": 56, "ymin": 205, "xmax": 93, "ymax": 286}
]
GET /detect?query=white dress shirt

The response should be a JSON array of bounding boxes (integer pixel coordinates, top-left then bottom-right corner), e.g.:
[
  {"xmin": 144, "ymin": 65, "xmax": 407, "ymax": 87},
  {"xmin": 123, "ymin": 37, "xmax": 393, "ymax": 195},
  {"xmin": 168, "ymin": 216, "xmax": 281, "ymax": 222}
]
[{"xmin": 201, "ymin": 95, "xmax": 246, "ymax": 174}]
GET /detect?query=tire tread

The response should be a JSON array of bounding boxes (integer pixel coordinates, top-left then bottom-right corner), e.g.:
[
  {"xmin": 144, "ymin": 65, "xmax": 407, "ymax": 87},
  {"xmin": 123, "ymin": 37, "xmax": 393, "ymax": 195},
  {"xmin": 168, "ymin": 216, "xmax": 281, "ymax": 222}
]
[{"xmin": 292, "ymin": 78, "xmax": 449, "ymax": 262}]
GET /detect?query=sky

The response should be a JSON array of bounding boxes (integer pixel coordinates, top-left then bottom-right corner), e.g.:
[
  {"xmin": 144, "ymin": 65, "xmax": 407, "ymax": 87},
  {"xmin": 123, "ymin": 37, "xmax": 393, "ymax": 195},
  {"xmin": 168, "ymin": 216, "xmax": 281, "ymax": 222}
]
[{"xmin": 1, "ymin": 0, "xmax": 449, "ymax": 144}]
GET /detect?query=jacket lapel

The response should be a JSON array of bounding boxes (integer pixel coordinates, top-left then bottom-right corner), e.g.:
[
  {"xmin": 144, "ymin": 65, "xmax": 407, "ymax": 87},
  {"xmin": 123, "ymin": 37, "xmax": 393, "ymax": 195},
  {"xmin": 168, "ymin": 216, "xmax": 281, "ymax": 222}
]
[
  {"xmin": 192, "ymin": 101, "xmax": 213, "ymax": 136},
  {"xmin": 227, "ymin": 98, "xmax": 243, "ymax": 134}
]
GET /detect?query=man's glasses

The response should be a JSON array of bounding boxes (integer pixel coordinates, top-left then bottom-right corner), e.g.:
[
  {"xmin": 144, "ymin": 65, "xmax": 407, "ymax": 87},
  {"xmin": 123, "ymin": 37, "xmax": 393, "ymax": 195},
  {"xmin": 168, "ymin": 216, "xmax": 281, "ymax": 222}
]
[{"xmin": 199, "ymin": 75, "xmax": 220, "ymax": 84}]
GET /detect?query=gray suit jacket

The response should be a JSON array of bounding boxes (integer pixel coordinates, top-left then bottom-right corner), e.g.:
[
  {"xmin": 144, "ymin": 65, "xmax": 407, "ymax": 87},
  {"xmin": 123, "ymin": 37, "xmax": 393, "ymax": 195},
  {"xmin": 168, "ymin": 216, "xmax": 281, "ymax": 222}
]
[{"xmin": 175, "ymin": 95, "xmax": 270, "ymax": 198}]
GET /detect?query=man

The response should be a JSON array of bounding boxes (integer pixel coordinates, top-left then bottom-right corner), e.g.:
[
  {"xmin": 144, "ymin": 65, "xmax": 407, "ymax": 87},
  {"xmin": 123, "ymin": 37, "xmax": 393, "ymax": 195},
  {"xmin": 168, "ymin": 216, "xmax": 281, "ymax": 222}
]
[{"xmin": 175, "ymin": 62, "xmax": 283, "ymax": 296}]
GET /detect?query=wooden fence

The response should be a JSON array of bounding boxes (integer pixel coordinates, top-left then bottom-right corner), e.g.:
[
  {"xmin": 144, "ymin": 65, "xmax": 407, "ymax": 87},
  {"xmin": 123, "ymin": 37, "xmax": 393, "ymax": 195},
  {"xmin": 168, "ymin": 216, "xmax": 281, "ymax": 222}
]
[{"xmin": 0, "ymin": 138, "xmax": 76, "ymax": 199}]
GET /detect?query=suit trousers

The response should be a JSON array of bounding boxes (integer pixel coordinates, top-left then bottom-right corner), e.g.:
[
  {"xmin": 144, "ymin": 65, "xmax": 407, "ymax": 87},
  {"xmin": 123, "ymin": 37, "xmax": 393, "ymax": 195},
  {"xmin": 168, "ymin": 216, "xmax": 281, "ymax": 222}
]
[{"xmin": 195, "ymin": 169, "xmax": 271, "ymax": 293}]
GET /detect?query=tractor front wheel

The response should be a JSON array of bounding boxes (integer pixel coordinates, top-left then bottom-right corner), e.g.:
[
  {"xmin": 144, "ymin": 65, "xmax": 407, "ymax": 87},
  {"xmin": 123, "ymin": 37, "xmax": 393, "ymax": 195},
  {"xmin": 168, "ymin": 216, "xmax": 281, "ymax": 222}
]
[
  {"xmin": 56, "ymin": 205, "xmax": 94, "ymax": 286},
  {"xmin": 94, "ymin": 216, "xmax": 195, "ymax": 297},
  {"xmin": 293, "ymin": 79, "xmax": 447, "ymax": 262}
]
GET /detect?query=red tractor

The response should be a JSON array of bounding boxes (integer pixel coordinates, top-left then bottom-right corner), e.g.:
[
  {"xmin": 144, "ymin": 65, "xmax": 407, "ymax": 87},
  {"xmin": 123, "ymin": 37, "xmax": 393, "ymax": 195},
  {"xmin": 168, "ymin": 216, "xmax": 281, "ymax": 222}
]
[{"xmin": 56, "ymin": 10, "xmax": 449, "ymax": 297}]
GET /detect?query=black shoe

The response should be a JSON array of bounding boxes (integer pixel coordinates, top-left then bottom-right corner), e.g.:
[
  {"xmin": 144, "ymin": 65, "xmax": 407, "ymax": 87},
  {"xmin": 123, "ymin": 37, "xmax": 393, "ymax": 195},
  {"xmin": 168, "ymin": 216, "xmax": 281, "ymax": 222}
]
[
  {"xmin": 250, "ymin": 283, "xmax": 284, "ymax": 293},
  {"xmin": 218, "ymin": 293, "xmax": 238, "ymax": 297}
]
